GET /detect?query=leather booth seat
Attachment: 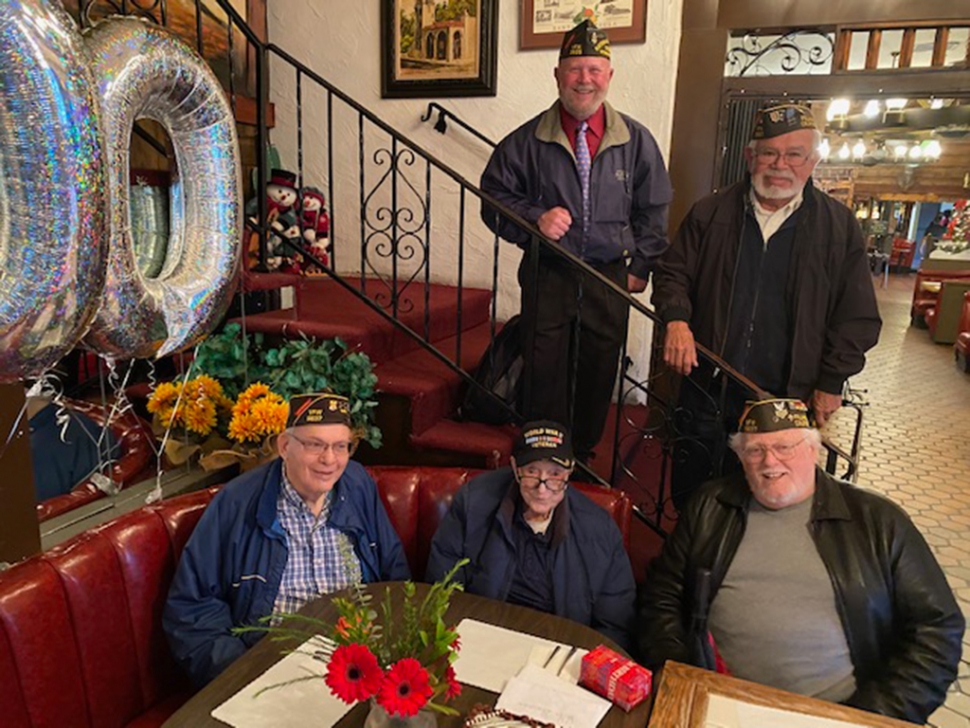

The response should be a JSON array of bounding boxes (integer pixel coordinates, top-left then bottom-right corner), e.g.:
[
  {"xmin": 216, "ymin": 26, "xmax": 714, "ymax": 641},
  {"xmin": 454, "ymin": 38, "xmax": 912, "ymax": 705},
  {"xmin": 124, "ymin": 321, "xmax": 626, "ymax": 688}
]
[
  {"xmin": 0, "ymin": 464, "xmax": 631, "ymax": 728},
  {"xmin": 955, "ymin": 291, "xmax": 970, "ymax": 373},
  {"xmin": 36, "ymin": 400, "xmax": 156, "ymax": 523},
  {"xmin": 910, "ymin": 269, "xmax": 970, "ymax": 328}
]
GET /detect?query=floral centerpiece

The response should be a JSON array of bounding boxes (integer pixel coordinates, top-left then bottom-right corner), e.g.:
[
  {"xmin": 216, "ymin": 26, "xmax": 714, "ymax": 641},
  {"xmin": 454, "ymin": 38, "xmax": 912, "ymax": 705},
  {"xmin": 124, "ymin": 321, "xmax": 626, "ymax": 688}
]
[
  {"xmin": 199, "ymin": 381, "xmax": 290, "ymax": 472},
  {"xmin": 250, "ymin": 560, "xmax": 468, "ymax": 725}
]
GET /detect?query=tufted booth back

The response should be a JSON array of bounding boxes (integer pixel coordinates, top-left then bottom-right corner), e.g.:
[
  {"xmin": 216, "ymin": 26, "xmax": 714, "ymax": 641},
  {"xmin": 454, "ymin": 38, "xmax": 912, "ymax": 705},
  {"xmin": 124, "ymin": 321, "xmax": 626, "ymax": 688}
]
[{"xmin": 0, "ymin": 465, "xmax": 631, "ymax": 727}]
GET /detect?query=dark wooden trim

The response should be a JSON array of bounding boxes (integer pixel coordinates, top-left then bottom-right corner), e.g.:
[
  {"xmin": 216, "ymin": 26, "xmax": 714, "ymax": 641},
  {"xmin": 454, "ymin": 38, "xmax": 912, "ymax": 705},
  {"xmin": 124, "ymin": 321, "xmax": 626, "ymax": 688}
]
[
  {"xmin": 234, "ymin": 95, "xmax": 275, "ymax": 128},
  {"xmin": 865, "ymin": 29, "xmax": 882, "ymax": 69},
  {"xmin": 932, "ymin": 27, "xmax": 950, "ymax": 67},
  {"xmin": 898, "ymin": 28, "xmax": 915, "ymax": 68},
  {"xmin": 0, "ymin": 385, "xmax": 40, "ymax": 564},
  {"xmin": 717, "ymin": 0, "xmax": 970, "ymax": 29},
  {"xmin": 519, "ymin": 0, "xmax": 647, "ymax": 49},
  {"xmin": 246, "ymin": 0, "xmax": 267, "ymax": 97},
  {"xmin": 723, "ymin": 71, "xmax": 970, "ymax": 96},
  {"xmin": 833, "ymin": 29, "xmax": 853, "ymax": 72}
]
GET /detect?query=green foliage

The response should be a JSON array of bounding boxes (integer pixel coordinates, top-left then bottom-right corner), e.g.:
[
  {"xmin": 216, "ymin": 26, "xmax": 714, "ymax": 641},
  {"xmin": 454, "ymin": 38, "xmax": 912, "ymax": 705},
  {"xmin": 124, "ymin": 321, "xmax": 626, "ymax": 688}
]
[
  {"xmin": 194, "ymin": 325, "xmax": 382, "ymax": 448},
  {"xmin": 435, "ymin": 0, "xmax": 476, "ymax": 22},
  {"xmin": 399, "ymin": 9, "xmax": 415, "ymax": 54}
]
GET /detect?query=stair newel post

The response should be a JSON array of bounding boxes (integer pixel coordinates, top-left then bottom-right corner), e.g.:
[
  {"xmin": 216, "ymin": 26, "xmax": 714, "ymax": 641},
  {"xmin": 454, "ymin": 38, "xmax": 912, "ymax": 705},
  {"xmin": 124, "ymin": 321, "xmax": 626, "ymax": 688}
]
[{"xmin": 255, "ymin": 43, "xmax": 269, "ymax": 272}]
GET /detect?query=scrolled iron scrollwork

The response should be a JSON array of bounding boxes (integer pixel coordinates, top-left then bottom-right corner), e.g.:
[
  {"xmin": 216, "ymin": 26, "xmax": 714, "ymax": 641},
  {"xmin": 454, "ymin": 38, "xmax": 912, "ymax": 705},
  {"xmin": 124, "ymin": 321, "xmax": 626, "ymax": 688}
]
[
  {"xmin": 361, "ymin": 145, "xmax": 429, "ymax": 315},
  {"xmin": 725, "ymin": 30, "xmax": 834, "ymax": 77},
  {"xmin": 77, "ymin": 0, "xmax": 166, "ymax": 28}
]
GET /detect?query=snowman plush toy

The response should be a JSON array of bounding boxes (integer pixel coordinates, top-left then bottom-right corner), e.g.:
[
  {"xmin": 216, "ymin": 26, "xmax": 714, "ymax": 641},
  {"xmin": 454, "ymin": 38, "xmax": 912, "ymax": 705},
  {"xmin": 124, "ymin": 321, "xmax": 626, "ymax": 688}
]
[
  {"xmin": 245, "ymin": 168, "xmax": 299, "ymax": 224},
  {"xmin": 301, "ymin": 186, "xmax": 331, "ymax": 272}
]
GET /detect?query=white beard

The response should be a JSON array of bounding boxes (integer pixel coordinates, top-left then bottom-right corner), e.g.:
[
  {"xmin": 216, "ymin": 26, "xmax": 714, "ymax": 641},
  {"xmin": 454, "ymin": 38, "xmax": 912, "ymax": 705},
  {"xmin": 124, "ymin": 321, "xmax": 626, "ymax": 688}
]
[{"xmin": 750, "ymin": 170, "xmax": 806, "ymax": 201}]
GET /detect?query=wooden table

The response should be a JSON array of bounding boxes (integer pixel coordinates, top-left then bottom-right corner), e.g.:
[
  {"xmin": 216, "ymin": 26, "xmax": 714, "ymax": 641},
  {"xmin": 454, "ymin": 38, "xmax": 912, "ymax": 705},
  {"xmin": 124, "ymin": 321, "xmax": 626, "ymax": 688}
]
[
  {"xmin": 648, "ymin": 662, "xmax": 919, "ymax": 728},
  {"xmin": 163, "ymin": 582, "xmax": 649, "ymax": 728}
]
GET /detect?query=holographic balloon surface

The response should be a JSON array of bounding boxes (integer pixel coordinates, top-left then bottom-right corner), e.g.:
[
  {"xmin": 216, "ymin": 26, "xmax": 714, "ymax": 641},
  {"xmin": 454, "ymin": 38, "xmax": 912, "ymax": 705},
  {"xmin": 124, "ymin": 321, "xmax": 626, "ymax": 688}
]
[
  {"xmin": 0, "ymin": 0, "xmax": 107, "ymax": 382},
  {"xmin": 83, "ymin": 17, "xmax": 241, "ymax": 359}
]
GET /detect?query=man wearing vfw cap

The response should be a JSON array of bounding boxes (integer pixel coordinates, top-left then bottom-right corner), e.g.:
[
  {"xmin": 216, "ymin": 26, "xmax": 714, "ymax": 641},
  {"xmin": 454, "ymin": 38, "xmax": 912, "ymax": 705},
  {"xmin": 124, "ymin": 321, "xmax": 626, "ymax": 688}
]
[
  {"xmin": 480, "ymin": 20, "xmax": 672, "ymax": 463},
  {"xmin": 653, "ymin": 103, "xmax": 882, "ymax": 508},
  {"xmin": 164, "ymin": 393, "xmax": 409, "ymax": 687},
  {"xmin": 638, "ymin": 399, "xmax": 963, "ymax": 725},
  {"xmin": 426, "ymin": 420, "xmax": 636, "ymax": 649}
]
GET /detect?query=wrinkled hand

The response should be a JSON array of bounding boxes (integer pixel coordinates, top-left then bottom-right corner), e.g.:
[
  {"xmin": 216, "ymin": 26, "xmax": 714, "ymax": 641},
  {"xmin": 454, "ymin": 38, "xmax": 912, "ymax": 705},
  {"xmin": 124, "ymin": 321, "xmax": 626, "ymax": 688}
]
[
  {"xmin": 537, "ymin": 207, "xmax": 572, "ymax": 241},
  {"xmin": 811, "ymin": 389, "xmax": 842, "ymax": 427},
  {"xmin": 663, "ymin": 321, "xmax": 698, "ymax": 376},
  {"xmin": 627, "ymin": 273, "xmax": 648, "ymax": 293}
]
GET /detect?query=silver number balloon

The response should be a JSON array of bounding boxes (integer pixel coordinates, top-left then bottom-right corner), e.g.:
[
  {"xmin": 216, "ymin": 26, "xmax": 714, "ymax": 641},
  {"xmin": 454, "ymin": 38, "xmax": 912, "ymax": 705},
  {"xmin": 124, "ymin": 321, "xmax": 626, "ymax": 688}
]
[
  {"xmin": 83, "ymin": 17, "xmax": 241, "ymax": 359},
  {"xmin": 0, "ymin": 0, "xmax": 107, "ymax": 383}
]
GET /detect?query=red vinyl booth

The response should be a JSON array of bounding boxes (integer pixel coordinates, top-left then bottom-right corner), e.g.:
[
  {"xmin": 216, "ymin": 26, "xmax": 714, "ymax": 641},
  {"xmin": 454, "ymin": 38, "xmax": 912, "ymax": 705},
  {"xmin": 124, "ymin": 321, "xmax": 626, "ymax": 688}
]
[
  {"xmin": 0, "ymin": 465, "xmax": 631, "ymax": 728},
  {"xmin": 910, "ymin": 269, "xmax": 970, "ymax": 327},
  {"xmin": 956, "ymin": 291, "xmax": 970, "ymax": 373}
]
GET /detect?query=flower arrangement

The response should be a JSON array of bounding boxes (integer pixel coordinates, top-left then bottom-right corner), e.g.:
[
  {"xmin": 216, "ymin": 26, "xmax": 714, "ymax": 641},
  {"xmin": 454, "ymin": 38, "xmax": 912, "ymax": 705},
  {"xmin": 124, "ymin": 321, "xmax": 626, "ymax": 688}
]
[
  {"xmin": 252, "ymin": 560, "xmax": 468, "ymax": 719},
  {"xmin": 227, "ymin": 382, "xmax": 289, "ymax": 444},
  {"xmin": 146, "ymin": 374, "xmax": 234, "ymax": 438}
]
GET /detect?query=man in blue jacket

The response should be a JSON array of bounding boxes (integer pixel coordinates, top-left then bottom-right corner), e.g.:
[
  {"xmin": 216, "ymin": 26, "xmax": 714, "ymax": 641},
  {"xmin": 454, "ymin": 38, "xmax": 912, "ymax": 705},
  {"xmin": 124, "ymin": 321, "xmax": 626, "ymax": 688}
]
[
  {"xmin": 164, "ymin": 393, "xmax": 410, "ymax": 686},
  {"xmin": 480, "ymin": 21, "xmax": 671, "ymax": 463},
  {"xmin": 426, "ymin": 421, "xmax": 635, "ymax": 650}
]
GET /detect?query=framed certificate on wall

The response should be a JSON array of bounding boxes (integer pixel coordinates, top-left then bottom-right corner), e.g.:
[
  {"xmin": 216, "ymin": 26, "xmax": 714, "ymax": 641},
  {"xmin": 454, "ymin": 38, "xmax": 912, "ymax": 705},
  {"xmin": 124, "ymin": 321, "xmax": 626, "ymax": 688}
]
[{"xmin": 520, "ymin": 0, "xmax": 647, "ymax": 50}]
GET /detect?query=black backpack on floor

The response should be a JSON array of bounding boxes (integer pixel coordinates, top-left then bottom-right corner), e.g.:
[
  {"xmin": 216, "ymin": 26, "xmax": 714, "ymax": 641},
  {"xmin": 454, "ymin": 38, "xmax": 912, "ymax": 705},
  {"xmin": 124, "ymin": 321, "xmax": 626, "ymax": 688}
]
[{"xmin": 460, "ymin": 316, "xmax": 523, "ymax": 425}]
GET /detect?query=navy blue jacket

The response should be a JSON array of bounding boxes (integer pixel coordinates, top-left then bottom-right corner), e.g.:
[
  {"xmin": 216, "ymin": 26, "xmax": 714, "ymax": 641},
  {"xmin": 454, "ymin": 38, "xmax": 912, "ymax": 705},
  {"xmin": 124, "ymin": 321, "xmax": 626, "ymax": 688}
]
[
  {"xmin": 163, "ymin": 459, "xmax": 410, "ymax": 686},
  {"xmin": 480, "ymin": 102, "xmax": 672, "ymax": 279},
  {"xmin": 426, "ymin": 468, "xmax": 635, "ymax": 650}
]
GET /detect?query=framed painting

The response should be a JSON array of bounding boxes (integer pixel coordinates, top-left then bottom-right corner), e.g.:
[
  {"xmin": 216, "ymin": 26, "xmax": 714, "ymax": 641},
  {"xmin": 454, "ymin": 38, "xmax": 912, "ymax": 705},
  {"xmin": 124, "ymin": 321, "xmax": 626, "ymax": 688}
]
[
  {"xmin": 381, "ymin": 0, "xmax": 499, "ymax": 98},
  {"xmin": 520, "ymin": 0, "xmax": 647, "ymax": 50}
]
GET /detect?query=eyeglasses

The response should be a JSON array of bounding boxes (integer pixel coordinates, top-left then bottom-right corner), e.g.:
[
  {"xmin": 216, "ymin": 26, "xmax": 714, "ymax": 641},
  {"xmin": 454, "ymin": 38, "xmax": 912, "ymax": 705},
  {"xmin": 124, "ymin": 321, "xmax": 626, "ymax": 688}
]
[
  {"xmin": 739, "ymin": 436, "xmax": 807, "ymax": 463},
  {"xmin": 288, "ymin": 432, "xmax": 354, "ymax": 457},
  {"xmin": 753, "ymin": 148, "xmax": 812, "ymax": 168},
  {"xmin": 517, "ymin": 471, "xmax": 569, "ymax": 493}
]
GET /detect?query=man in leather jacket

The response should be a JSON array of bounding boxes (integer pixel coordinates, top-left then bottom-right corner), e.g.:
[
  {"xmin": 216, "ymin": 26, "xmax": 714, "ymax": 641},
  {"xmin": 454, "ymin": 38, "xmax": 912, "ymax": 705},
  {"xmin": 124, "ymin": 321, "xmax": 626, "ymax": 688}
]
[{"xmin": 638, "ymin": 399, "xmax": 963, "ymax": 725}]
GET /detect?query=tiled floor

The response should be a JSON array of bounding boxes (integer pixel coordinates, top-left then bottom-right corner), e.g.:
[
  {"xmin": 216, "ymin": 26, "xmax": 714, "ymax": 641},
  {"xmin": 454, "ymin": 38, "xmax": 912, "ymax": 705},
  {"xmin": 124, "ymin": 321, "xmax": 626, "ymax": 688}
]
[{"xmin": 824, "ymin": 273, "xmax": 970, "ymax": 728}]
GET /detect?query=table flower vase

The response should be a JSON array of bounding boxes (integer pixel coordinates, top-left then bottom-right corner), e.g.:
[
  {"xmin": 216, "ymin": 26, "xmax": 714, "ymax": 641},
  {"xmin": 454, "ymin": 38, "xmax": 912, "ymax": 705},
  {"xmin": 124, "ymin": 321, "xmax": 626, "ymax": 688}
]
[{"xmin": 363, "ymin": 699, "xmax": 437, "ymax": 728}]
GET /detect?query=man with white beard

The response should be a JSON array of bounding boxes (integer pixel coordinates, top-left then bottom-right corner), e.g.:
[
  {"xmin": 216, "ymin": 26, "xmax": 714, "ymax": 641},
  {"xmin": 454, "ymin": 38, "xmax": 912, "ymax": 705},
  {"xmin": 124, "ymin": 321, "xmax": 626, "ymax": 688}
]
[{"xmin": 651, "ymin": 105, "xmax": 881, "ymax": 509}]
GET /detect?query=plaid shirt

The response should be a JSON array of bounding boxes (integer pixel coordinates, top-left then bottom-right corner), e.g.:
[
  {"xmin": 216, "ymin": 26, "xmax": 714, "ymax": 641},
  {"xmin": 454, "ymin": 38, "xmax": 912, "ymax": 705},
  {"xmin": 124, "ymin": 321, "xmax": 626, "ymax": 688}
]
[{"xmin": 272, "ymin": 470, "xmax": 362, "ymax": 618}]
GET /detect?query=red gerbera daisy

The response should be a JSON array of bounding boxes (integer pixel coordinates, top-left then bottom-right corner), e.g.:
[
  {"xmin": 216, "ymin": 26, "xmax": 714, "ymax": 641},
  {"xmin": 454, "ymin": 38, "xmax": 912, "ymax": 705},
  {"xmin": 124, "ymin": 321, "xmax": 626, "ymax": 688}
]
[
  {"xmin": 377, "ymin": 658, "xmax": 434, "ymax": 717},
  {"xmin": 325, "ymin": 644, "xmax": 384, "ymax": 703},
  {"xmin": 444, "ymin": 665, "xmax": 462, "ymax": 700}
]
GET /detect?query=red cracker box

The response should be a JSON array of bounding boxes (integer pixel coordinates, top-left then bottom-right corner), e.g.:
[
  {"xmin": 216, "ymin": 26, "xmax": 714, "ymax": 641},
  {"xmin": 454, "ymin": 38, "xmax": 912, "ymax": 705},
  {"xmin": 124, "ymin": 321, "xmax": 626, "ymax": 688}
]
[{"xmin": 579, "ymin": 645, "xmax": 652, "ymax": 711}]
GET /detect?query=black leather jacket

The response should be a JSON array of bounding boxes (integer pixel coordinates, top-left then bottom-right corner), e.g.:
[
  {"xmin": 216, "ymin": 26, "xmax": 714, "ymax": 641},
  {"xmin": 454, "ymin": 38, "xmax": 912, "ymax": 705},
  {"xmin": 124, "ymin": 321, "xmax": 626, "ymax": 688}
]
[{"xmin": 638, "ymin": 469, "xmax": 964, "ymax": 724}]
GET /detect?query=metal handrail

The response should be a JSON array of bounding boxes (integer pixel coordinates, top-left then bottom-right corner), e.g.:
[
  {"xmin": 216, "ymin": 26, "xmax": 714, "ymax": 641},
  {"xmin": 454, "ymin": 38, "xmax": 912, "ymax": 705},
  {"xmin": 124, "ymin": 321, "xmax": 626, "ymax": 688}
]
[{"xmin": 421, "ymin": 102, "xmax": 498, "ymax": 148}]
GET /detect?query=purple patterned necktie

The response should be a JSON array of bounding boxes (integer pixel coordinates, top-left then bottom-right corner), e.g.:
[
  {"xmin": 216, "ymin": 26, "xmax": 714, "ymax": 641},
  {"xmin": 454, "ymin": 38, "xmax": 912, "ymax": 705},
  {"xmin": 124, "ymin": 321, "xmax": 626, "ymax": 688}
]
[{"xmin": 576, "ymin": 120, "xmax": 591, "ymax": 235}]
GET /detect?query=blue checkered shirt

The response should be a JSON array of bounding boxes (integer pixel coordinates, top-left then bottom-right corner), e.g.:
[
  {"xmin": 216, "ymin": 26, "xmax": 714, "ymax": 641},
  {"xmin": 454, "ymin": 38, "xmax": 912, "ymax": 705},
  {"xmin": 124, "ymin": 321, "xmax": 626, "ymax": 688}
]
[{"xmin": 272, "ymin": 471, "xmax": 362, "ymax": 618}]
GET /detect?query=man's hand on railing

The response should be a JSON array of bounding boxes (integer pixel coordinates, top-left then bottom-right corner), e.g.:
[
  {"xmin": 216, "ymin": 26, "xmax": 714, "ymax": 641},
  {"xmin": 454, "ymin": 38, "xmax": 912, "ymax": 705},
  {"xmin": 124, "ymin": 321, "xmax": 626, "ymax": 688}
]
[
  {"xmin": 663, "ymin": 321, "xmax": 698, "ymax": 375},
  {"xmin": 811, "ymin": 390, "xmax": 842, "ymax": 427},
  {"xmin": 537, "ymin": 206, "xmax": 572, "ymax": 241}
]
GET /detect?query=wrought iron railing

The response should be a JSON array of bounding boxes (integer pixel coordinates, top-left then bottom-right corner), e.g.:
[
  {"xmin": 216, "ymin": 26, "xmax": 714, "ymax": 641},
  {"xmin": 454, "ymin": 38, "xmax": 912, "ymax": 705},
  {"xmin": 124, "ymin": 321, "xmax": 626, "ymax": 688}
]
[{"xmin": 75, "ymin": 0, "xmax": 864, "ymax": 536}]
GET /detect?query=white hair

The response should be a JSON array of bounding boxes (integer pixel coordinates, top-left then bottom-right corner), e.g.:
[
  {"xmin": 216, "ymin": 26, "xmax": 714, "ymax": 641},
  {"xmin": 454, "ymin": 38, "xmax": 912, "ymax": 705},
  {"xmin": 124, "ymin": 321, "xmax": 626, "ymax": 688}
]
[{"xmin": 728, "ymin": 427, "xmax": 822, "ymax": 455}]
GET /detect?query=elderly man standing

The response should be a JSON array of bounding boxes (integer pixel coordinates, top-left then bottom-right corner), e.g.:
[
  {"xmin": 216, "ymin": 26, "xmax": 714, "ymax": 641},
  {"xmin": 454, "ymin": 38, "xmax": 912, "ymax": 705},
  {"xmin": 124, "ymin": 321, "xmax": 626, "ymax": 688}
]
[
  {"xmin": 637, "ymin": 399, "xmax": 963, "ymax": 725},
  {"xmin": 653, "ymin": 104, "xmax": 881, "ymax": 507},
  {"xmin": 427, "ymin": 421, "xmax": 635, "ymax": 649},
  {"xmin": 480, "ymin": 20, "xmax": 672, "ymax": 465},
  {"xmin": 164, "ymin": 393, "xmax": 409, "ymax": 686}
]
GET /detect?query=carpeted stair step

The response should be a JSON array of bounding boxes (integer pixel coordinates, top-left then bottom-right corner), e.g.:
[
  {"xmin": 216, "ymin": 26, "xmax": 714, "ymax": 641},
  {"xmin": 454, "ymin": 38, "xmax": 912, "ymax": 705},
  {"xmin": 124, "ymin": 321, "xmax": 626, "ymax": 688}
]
[
  {"xmin": 374, "ymin": 321, "xmax": 501, "ymax": 436},
  {"xmin": 229, "ymin": 308, "xmax": 383, "ymax": 355},
  {"xmin": 409, "ymin": 419, "xmax": 518, "ymax": 469}
]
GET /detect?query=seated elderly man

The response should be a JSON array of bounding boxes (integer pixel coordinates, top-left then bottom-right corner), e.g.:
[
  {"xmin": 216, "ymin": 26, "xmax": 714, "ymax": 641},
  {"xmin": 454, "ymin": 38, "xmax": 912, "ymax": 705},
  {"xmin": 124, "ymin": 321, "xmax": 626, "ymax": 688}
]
[
  {"xmin": 638, "ymin": 398, "xmax": 964, "ymax": 724},
  {"xmin": 164, "ymin": 393, "xmax": 410, "ymax": 686},
  {"xmin": 427, "ymin": 421, "xmax": 635, "ymax": 649}
]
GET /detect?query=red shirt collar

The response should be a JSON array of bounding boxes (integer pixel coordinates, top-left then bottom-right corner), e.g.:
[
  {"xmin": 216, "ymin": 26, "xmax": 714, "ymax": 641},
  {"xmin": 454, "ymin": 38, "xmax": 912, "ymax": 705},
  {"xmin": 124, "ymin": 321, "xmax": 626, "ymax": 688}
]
[{"xmin": 559, "ymin": 104, "xmax": 606, "ymax": 150}]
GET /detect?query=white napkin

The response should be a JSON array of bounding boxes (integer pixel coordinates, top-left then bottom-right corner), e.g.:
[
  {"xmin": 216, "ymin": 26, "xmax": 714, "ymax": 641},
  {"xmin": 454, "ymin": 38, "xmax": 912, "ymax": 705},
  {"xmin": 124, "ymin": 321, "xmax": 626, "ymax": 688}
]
[
  {"xmin": 211, "ymin": 635, "xmax": 353, "ymax": 728},
  {"xmin": 453, "ymin": 618, "xmax": 589, "ymax": 693},
  {"xmin": 496, "ymin": 663, "xmax": 611, "ymax": 728}
]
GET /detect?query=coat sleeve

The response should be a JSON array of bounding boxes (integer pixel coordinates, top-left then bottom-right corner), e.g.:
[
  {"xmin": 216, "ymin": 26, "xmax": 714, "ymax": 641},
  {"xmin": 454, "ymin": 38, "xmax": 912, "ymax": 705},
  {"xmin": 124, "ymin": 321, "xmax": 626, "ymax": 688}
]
[
  {"xmin": 162, "ymin": 497, "xmax": 249, "ymax": 687},
  {"xmin": 815, "ymin": 214, "xmax": 882, "ymax": 394},
  {"xmin": 844, "ymin": 512, "xmax": 965, "ymax": 724},
  {"xmin": 627, "ymin": 129, "xmax": 673, "ymax": 280},
  {"xmin": 589, "ymin": 525, "xmax": 637, "ymax": 653},
  {"xmin": 425, "ymin": 487, "xmax": 472, "ymax": 585},
  {"xmin": 636, "ymin": 499, "xmax": 698, "ymax": 669},
  {"xmin": 651, "ymin": 203, "xmax": 704, "ymax": 324},
  {"xmin": 480, "ymin": 133, "xmax": 547, "ymax": 246}
]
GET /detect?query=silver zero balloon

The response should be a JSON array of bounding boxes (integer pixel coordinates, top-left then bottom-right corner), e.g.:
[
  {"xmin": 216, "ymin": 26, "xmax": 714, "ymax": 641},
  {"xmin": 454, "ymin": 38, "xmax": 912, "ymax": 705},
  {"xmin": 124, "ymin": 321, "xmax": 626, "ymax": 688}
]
[
  {"xmin": 0, "ymin": 0, "xmax": 107, "ymax": 382},
  {"xmin": 83, "ymin": 17, "xmax": 242, "ymax": 359}
]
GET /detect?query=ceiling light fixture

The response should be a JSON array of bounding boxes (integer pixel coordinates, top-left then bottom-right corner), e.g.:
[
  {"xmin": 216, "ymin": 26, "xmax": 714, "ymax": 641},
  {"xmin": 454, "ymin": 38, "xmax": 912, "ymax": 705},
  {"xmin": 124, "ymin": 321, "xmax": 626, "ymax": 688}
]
[
  {"xmin": 909, "ymin": 145, "xmax": 923, "ymax": 160},
  {"xmin": 827, "ymin": 98, "xmax": 851, "ymax": 122},
  {"xmin": 885, "ymin": 98, "xmax": 907, "ymax": 111},
  {"xmin": 863, "ymin": 100, "xmax": 880, "ymax": 118},
  {"xmin": 924, "ymin": 140, "xmax": 942, "ymax": 159},
  {"xmin": 894, "ymin": 144, "xmax": 908, "ymax": 159},
  {"xmin": 838, "ymin": 142, "xmax": 851, "ymax": 160},
  {"xmin": 930, "ymin": 98, "xmax": 944, "ymax": 110},
  {"xmin": 817, "ymin": 138, "xmax": 831, "ymax": 160},
  {"xmin": 852, "ymin": 140, "xmax": 867, "ymax": 159}
]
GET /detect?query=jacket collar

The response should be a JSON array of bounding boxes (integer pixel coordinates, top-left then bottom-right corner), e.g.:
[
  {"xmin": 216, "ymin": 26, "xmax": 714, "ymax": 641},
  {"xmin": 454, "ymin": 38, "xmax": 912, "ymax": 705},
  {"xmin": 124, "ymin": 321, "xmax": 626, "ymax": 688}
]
[
  {"xmin": 715, "ymin": 466, "xmax": 851, "ymax": 522},
  {"xmin": 535, "ymin": 101, "xmax": 630, "ymax": 159}
]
